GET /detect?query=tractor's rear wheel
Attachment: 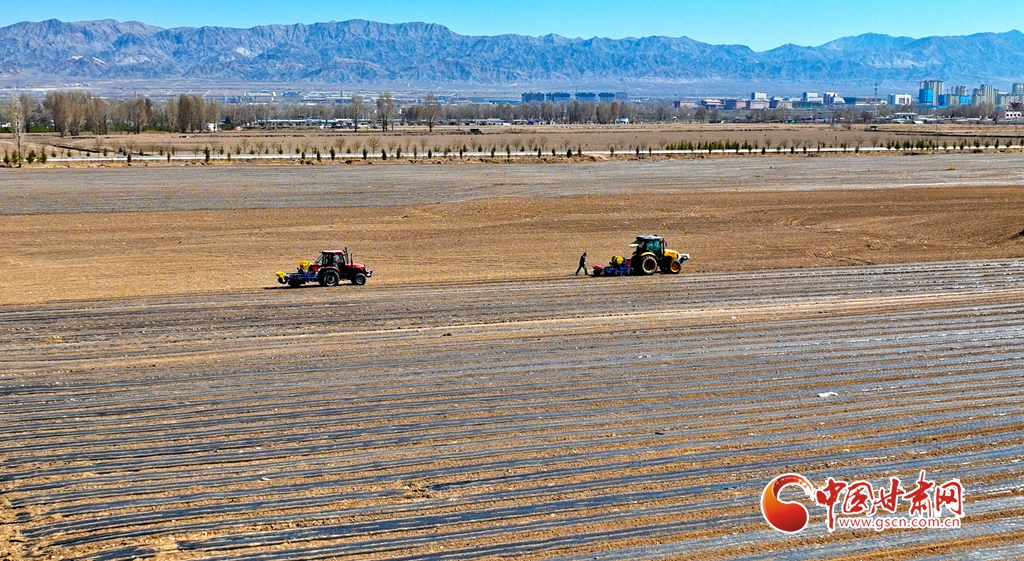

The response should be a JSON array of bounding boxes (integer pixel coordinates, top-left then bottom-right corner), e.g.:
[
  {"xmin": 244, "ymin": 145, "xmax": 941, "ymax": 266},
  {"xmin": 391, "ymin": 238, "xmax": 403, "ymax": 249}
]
[
  {"xmin": 637, "ymin": 254, "xmax": 658, "ymax": 275},
  {"xmin": 321, "ymin": 270, "xmax": 340, "ymax": 286},
  {"xmin": 668, "ymin": 259, "xmax": 682, "ymax": 274},
  {"xmin": 352, "ymin": 273, "xmax": 367, "ymax": 286}
]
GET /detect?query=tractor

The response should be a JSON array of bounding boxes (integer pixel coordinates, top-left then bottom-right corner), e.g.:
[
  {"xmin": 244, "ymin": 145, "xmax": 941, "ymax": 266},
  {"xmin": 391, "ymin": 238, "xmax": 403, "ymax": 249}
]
[
  {"xmin": 592, "ymin": 235, "xmax": 689, "ymax": 276},
  {"xmin": 276, "ymin": 249, "xmax": 372, "ymax": 287}
]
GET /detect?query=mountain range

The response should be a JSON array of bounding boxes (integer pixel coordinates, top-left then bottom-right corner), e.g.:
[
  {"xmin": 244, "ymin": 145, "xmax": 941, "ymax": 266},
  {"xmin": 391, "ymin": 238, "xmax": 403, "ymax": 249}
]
[{"xmin": 1, "ymin": 19, "xmax": 1022, "ymax": 92}]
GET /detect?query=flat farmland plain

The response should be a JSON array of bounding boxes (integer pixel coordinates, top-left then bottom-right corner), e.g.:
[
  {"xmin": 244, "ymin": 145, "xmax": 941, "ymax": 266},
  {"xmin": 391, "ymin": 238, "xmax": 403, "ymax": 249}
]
[{"xmin": 2, "ymin": 154, "xmax": 1024, "ymax": 560}]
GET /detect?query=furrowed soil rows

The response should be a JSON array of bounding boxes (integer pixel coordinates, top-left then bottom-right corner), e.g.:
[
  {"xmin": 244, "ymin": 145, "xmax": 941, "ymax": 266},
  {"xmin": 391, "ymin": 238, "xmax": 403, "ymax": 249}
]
[
  {"xmin": 2, "ymin": 260, "xmax": 1024, "ymax": 560},
  {"xmin": 4, "ymin": 153, "xmax": 1024, "ymax": 215}
]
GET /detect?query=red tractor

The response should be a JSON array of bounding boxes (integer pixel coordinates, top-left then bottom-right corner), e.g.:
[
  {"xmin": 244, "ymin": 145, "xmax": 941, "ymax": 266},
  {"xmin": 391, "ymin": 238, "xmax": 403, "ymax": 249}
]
[{"xmin": 276, "ymin": 249, "xmax": 372, "ymax": 287}]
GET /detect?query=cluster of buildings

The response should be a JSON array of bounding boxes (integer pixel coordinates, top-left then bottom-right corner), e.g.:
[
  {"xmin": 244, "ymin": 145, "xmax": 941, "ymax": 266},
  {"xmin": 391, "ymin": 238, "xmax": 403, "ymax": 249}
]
[
  {"xmin": 688, "ymin": 81, "xmax": 1024, "ymax": 115},
  {"xmin": 520, "ymin": 92, "xmax": 630, "ymax": 104},
  {"xmin": 916, "ymin": 80, "xmax": 1024, "ymax": 109},
  {"xmin": 693, "ymin": 92, "xmax": 857, "ymax": 111}
]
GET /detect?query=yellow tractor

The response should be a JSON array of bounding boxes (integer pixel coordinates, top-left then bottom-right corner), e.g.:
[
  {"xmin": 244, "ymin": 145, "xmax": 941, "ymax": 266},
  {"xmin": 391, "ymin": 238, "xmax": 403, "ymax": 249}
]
[{"xmin": 629, "ymin": 234, "xmax": 689, "ymax": 275}]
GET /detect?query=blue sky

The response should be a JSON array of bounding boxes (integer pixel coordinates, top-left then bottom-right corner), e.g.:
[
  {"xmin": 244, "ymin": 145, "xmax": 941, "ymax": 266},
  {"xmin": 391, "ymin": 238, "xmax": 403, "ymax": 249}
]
[{"xmin": 3, "ymin": 1, "xmax": 1022, "ymax": 51}]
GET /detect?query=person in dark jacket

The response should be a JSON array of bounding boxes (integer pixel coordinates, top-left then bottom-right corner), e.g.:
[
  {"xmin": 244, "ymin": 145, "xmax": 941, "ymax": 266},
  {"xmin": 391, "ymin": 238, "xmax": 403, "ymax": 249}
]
[{"xmin": 575, "ymin": 252, "xmax": 588, "ymax": 276}]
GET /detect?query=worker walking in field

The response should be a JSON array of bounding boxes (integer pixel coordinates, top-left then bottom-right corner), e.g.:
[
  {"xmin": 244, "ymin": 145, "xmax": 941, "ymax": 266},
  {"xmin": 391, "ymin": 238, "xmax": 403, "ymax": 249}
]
[{"xmin": 575, "ymin": 252, "xmax": 588, "ymax": 276}]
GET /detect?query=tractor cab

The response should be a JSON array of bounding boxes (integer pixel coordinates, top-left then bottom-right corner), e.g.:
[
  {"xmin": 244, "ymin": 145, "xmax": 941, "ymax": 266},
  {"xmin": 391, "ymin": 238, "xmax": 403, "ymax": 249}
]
[
  {"xmin": 629, "ymin": 235, "xmax": 664, "ymax": 257},
  {"xmin": 314, "ymin": 249, "xmax": 349, "ymax": 270},
  {"xmin": 628, "ymin": 234, "xmax": 689, "ymax": 275}
]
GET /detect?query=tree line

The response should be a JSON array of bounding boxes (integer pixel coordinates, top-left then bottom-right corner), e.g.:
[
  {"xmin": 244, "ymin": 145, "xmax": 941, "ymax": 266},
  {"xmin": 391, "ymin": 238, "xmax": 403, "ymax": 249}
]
[
  {"xmin": 4, "ymin": 90, "xmax": 669, "ymax": 137},
  {"xmin": 14, "ymin": 89, "xmax": 1002, "ymax": 139}
]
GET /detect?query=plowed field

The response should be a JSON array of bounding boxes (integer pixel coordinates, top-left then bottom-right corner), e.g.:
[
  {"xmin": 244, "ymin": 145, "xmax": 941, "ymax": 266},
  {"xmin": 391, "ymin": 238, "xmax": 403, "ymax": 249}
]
[{"xmin": 2, "ymin": 154, "xmax": 1024, "ymax": 560}]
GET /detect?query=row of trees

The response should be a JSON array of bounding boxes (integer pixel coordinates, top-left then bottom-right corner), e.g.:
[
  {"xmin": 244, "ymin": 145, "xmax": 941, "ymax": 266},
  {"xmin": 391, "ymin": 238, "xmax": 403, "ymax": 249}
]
[
  {"xmin": 41, "ymin": 92, "xmax": 223, "ymax": 136},
  {"xmin": 4, "ymin": 90, "xmax": 654, "ymax": 135},
  {"xmin": 8, "ymin": 89, "xmax": 1009, "ymax": 139}
]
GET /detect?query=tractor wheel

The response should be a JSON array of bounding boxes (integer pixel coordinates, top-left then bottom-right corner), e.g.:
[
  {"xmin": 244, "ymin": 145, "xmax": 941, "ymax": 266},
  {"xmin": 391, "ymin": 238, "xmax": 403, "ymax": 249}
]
[
  {"xmin": 352, "ymin": 273, "xmax": 367, "ymax": 286},
  {"xmin": 637, "ymin": 254, "xmax": 658, "ymax": 275},
  {"xmin": 288, "ymin": 278, "xmax": 303, "ymax": 288},
  {"xmin": 668, "ymin": 259, "xmax": 682, "ymax": 274},
  {"xmin": 321, "ymin": 270, "xmax": 340, "ymax": 287}
]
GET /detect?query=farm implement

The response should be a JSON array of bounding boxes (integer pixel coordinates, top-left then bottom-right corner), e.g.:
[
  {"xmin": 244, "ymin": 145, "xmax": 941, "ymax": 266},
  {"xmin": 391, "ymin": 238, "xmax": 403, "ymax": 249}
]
[
  {"xmin": 276, "ymin": 249, "xmax": 372, "ymax": 287},
  {"xmin": 591, "ymin": 235, "xmax": 690, "ymax": 277}
]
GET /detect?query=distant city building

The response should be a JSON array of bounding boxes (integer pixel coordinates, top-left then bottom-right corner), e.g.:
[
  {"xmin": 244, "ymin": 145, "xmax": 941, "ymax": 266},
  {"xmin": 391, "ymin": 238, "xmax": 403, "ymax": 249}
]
[
  {"xmin": 701, "ymin": 99, "xmax": 724, "ymax": 109},
  {"xmin": 823, "ymin": 92, "xmax": 845, "ymax": 105},
  {"xmin": 770, "ymin": 98, "xmax": 793, "ymax": 110},
  {"xmin": 973, "ymin": 84, "xmax": 997, "ymax": 107},
  {"xmin": 948, "ymin": 85, "xmax": 971, "ymax": 107},
  {"xmin": 995, "ymin": 108, "xmax": 1023, "ymax": 120},
  {"xmin": 748, "ymin": 99, "xmax": 770, "ymax": 110},
  {"xmin": 918, "ymin": 79, "xmax": 944, "ymax": 107},
  {"xmin": 891, "ymin": 112, "xmax": 921, "ymax": 123},
  {"xmin": 521, "ymin": 92, "xmax": 545, "ymax": 104},
  {"xmin": 522, "ymin": 91, "xmax": 625, "ymax": 104},
  {"xmin": 725, "ymin": 99, "xmax": 746, "ymax": 110},
  {"xmin": 889, "ymin": 93, "xmax": 914, "ymax": 107},
  {"xmin": 802, "ymin": 92, "xmax": 824, "ymax": 104},
  {"xmin": 674, "ymin": 101, "xmax": 697, "ymax": 109},
  {"xmin": 1007, "ymin": 84, "xmax": 1024, "ymax": 105},
  {"xmin": 751, "ymin": 92, "xmax": 768, "ymax": 100}
]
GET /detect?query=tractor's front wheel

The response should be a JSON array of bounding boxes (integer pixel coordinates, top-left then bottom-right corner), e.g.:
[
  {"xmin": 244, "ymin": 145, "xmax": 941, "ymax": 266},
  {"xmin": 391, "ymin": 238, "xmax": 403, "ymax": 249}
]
[
  {"xmin": 321, "ymin": 270, "xmax": 340, "ymax": 286},
  {"xmin": 352, "ymin": 273, "xmax": 367, "ymax": 286},
  {"xmin": 637, "ymin": 254, "xmax": 658, "ymax": 275},
  {"xmin": 668, "ymin": 259, "xmax": 682, "ymax": 274}
]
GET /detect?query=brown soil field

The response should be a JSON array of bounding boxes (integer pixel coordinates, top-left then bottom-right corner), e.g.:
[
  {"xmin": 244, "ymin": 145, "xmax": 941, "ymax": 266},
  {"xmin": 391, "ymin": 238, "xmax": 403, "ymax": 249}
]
[
  {"xmin": 2, "ymin": 153, "xmax": 1024, "ymax": 560},
  {"xmin": 2, "ymin": 154, "xmax": 1023, "ymax": 306}
]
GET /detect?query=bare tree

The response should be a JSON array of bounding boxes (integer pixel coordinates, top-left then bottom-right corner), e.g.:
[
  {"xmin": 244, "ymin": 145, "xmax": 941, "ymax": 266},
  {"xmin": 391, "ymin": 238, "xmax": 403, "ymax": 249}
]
[
  {"xmin": 85, "ymin": 97, "xmax": 110, "ymax": 135},
  {"xmin": 376, "ymin": 91, "xmax": 396, "ymax": 132},
  {"xmin": 366, "ymin": 135, "xmax": 381, "ymax": 154},
  {"xmin": 423, "ymin": 93, "xmax": 441, "ymax": 133},
  {"xmin": 44, "ymin": 91, "xmax": 87, "ymax": 137},
  {"xmin": 175, "ymin": 94, "xmax": 191, "ymax": 133},
  {"xmin": 124, "ymin": 97, "xmax": 152, "ymax": 134},
  {"xmin": 350, "ymin": 93, "xmax": 364, "ymax": 132},
  {"xmin": 333, "ymin": 137, "xmax": 347, "ymax": 155},
  {"xmin": 44, "ymin": 92, "xmax": 70, "ymax": 137},
  {"xmin": 8, "ymin": 94, "xmax": 25, "ymax": 160}
]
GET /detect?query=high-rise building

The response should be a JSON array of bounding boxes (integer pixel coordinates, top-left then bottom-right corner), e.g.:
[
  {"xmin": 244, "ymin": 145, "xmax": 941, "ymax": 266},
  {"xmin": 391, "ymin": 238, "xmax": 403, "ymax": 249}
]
[
  {"xmin": 973, "ymin": 84, "xmax": 997, "ymax": 107},
  {"xmin": 521, "ymin": 92, "xmax": 545, "ymax": 104},
  {"xmin": 949, "ymin": 86, "xmax": 971, "ymax": 107},
  {"xmin": 918, "ymin": 80, "xmax": 944, "ymax": 107}
]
